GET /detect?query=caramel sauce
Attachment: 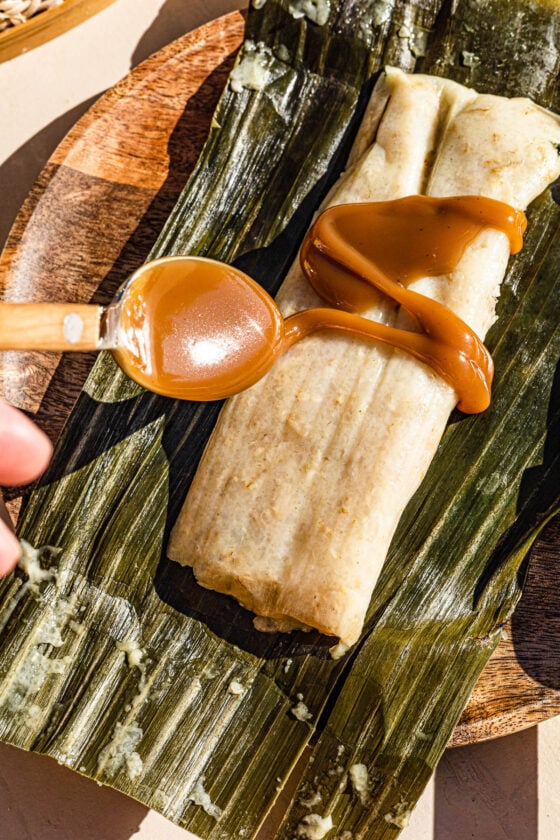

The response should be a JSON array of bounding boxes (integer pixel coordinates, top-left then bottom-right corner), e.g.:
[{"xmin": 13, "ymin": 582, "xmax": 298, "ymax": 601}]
[
  {"xmin": 111, "ymin": 197, "xmax": 526, "ymax": 412},
  {"xmin": 297, "ymin": 195, "xmax": 526, "ymax": 413},
  {"xmin": 114, "ymin": 257, "xmax": 284, "ymax": 400}
]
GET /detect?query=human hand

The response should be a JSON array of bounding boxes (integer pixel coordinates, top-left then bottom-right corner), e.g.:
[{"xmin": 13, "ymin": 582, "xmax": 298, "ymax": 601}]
[{"xmin": 0, "ymin": 401, "xmax": 52, "ymax": 575}]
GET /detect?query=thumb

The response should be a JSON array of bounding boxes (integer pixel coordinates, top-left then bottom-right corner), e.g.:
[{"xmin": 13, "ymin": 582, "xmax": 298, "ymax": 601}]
[
  {"xmin": 0, "ymin": 518, "xmax": 21, "ymax": 576},
  {"xmin": 0, "ymin": 401, "xmax": 52, "ymax": 486}
]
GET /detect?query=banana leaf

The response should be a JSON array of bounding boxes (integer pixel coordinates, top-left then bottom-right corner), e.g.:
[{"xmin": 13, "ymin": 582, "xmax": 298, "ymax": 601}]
[
  {"xmin": 278, "ymin": 3, "xmax": 560, "ymax": 835},
  {"xmin": 0, "ymin": 1, "xmax": 559, "ymax": 838}
]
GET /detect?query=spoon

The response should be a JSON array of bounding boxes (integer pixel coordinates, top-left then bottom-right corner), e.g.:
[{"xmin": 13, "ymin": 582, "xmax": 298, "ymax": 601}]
[{"xmin": 0, "ymin": 253, "xmax": 491, "ymax": 412}]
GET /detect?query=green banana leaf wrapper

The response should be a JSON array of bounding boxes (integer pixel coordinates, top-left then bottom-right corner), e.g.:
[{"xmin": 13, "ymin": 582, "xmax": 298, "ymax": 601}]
[{"xmin": 1, "ymin": 1, "xmax": 560, "ymax": 838}]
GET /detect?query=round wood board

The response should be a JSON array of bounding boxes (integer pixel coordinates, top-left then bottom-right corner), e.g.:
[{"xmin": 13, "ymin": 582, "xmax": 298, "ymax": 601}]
[
  {"xmin": 0, "ymin": 0, "xmax": 119, "ymax": 63},
  {"xmin": 1, "ymin": 9, "xmax": 559, "ymax": 749}
]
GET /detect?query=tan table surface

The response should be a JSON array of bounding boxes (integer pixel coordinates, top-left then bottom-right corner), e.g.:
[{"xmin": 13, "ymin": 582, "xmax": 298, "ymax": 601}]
[{"xmin": 0, "ymin": 1, "xmax": 559, "ymax": 838}]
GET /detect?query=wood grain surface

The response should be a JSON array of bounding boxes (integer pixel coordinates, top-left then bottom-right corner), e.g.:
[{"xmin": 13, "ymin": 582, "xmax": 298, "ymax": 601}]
[{"xmin": 0, "ymin": 10, "xmax": 559, "ymax": 748}]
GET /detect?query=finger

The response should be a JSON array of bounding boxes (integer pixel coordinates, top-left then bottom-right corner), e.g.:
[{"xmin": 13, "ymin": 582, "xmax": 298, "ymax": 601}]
[
  {"xmin": 0, "ymin": 402, "xmax": 52, "ymax": 485},
  {"xmin": 0, "ymin": 518, "xmax": 21, "ymax": 576}
]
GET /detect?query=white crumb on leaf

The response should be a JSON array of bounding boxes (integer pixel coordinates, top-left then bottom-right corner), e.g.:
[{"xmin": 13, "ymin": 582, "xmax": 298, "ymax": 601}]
[
  {"xmin": 291, "ymin": 700, "xmax": 312, "ymax": 721},
  {"xmin": 296, "ymin": 813, "xmax": 334, "ymax": 839},
  {"xmin": 187, "ymin": 776, "xmax": 222, "ymax": 820}
]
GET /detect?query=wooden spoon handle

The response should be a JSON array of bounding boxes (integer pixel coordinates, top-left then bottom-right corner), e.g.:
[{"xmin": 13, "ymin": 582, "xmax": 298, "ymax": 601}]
[{"xmin": 0, "ymin": 303, "xmax": 103, "ymax": 351}]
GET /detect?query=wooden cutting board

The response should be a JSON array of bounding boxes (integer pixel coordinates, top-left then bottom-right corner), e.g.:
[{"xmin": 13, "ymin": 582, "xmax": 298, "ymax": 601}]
[{"xmin": 1, "ymin": 10, "xmax": 559, "ymax": 749}]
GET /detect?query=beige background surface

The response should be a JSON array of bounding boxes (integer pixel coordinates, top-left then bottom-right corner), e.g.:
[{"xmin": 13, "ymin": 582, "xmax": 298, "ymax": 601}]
[{"xmin": 0, "ymin": 1, "xmax": 559, "ymax": 838}]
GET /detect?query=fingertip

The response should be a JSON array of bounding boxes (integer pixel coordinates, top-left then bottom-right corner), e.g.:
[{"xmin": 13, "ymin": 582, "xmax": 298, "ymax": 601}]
[
  {"xmin": 0, "ymin": 402, "xmax": 53, "ymax": 485},
  {"xmin": 24, "ymin": 423, "xmax": 53, "ymax": 481},
  {"xmin": 0, "ymin": 519, "xmax": 21, "ymax": 576}
]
